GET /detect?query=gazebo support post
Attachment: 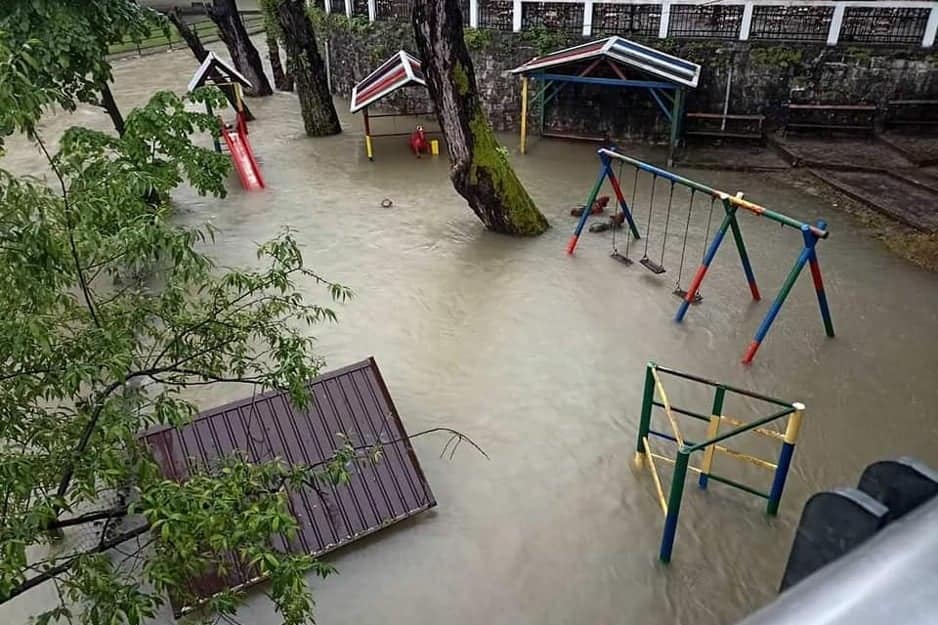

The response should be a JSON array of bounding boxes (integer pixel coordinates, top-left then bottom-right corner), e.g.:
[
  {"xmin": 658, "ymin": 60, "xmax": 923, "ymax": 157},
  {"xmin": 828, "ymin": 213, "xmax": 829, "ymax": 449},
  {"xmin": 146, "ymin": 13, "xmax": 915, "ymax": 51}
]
[
  {"xmin": 668, "ymin": 87, "xmax": 684, "ymax": 167},
  {"xmin": 363, "ymin": 107, "xmax": 373, "ymax": 160},
  {"xmin": 520, "ymin": 76, "xmax": 529, "ymax": 154}
]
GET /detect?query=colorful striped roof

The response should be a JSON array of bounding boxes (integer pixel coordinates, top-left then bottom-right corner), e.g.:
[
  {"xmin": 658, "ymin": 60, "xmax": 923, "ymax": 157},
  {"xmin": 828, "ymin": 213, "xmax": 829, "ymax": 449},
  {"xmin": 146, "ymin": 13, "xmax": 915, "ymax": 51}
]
[
  {"xmin": 350, "ymin": 51, "xmax": 426, "ymax": 113},
  {"xmin": 511, "ymin": 36, "xmax": 700, "ymax": 88}
]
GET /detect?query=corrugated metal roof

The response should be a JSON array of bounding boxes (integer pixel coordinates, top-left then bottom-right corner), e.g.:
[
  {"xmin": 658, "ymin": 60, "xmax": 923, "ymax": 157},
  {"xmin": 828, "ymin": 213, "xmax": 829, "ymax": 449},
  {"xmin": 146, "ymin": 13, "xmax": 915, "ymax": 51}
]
[
  {"xmin": 187, "ymin": 51, "xmax": 253, "ymax": 93},
  {"xmin": 142, "ymin": 357, "xmax": 436, "ymax": 614},
  {"xmin": 350, "ymin": 50, "xmax": 427, "ymax": 113},
  {"xmin": 511, "ymin": 36, "xmax": 701, "ymax": 88}
]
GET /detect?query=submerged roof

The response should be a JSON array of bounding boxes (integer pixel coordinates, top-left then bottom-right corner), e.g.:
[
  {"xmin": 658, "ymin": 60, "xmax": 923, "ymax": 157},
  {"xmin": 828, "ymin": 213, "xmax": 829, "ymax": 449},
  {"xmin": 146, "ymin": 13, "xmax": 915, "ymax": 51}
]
[
  {"xmin": 350, "ymin": 50, "xmax": 426, "ymax": 113},
  {"xmin": 142, "ymin": 357, "xmax": 436, "ymax": 615},
  {"xmin": 187, "ymin": 51, "xmax": 253, "ymax": 92},
  {"xmin": 511, "ymin": 36, "xmax": 701, "ymax": 88}
]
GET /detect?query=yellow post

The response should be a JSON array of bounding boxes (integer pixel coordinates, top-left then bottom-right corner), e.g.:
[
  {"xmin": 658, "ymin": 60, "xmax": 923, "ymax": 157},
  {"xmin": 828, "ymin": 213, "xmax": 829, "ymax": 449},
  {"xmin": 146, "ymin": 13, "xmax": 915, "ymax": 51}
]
[
  {"xmin": 520, "ymin": 76, "xmax": 528, "ymax": 155},
  {"xmin": 700, "ymin": 415, "xmax": 720, "ymax": 478},
  {"xmin": 784, "ymin": 403, "xmax": 805, "ymax": 444},
  {"xmin": 365, "ymin": 135, "xmax": 373, "ymax": 160}
]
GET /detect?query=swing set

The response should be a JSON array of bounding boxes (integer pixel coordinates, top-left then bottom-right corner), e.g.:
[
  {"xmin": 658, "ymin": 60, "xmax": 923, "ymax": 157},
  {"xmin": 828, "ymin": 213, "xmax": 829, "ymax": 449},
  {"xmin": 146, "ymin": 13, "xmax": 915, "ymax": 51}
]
[{"xmin": 567, "ymin": 148, "xmax": 835, "ymax": 364}]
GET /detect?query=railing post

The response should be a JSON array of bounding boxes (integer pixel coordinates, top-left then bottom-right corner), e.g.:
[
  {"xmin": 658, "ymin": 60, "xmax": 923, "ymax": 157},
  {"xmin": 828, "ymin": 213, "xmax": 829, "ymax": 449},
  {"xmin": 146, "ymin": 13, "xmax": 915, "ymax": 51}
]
[
  {"xmin": 324, "ymin": 0, "xmax": 331, "ymax": 15},
  {"xmin": 767, "ymin": 404, "xmax": 805, "ymax": 515},
  {"xmin": 924, "ymin": 7, "xmax": 938, "ymax": 48},
  {"xmin": 368, "ymin": 0, "xmax": 376, "ymax": 21},
  {"xmin": 582, "ymin": 0, "xmax": 593, "ymax": 37},
  {"xmin": 658, "ymin": 0, "xmax": 671, "ymax": 39},
  {"xmin": 698, "ymin": 385, "xmax": 725, "ymax": 489},
  {"xmin": 827, "ymin": 3, "xmax": 845, "ymax": 46},
  {"xmin": 635, "ymin": 362, "xmax": 656, "ymax": 466},
  {"xmin": 469, "ymin": 0, "xmax": 479, "ymax": 28},
  {"xmin": 660, "ymin": 449, "xmax": 689, "ymax": 563},
  {"xmin": 512, "ymin": 0, "xmax": 522, "ymax": 32},
  {"xmin": 345, "ymin": 0, "xmax": 352, "ymax": 19},
  {"xmin": 739, "ymin": 1, "xmax": 754, "ymax": 41}
]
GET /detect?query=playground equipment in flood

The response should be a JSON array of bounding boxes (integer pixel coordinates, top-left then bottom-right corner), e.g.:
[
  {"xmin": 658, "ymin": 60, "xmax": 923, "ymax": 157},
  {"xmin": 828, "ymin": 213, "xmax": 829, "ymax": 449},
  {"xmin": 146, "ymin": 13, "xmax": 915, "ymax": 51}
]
[
  {"xmin": 568, "ymin": 148, "xmax": 835, "ymax": 363},
  {"xmin": 634, "ymin": 362, "xmax": 805, "ymax": 563}
]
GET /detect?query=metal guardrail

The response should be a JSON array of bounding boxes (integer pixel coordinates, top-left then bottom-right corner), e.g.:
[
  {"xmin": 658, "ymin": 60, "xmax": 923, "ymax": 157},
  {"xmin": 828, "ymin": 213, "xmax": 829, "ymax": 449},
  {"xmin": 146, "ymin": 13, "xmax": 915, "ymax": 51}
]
[
  {"xmin": 327, "ymin": 0, "xmax": 938, "ymax": 47},
  {"xmin": 108, "ymin": 12, "xmax": 266, "ymax": 58}
]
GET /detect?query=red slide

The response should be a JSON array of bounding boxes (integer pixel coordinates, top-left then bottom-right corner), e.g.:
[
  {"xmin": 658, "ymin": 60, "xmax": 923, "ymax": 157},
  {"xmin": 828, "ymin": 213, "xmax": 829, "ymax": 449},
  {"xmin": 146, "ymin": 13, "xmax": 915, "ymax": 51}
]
[{"xmin": 221, "ymin": 122, "xmax": 265, "ymax": 191}]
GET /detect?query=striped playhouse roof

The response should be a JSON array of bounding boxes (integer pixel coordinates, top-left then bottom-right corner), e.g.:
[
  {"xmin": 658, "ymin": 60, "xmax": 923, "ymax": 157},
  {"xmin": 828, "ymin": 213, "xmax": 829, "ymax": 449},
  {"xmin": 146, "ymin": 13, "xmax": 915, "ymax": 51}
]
[
  {"xmin": 350, "ymin": 50, "xmax": 426, "ymax": 113},
  {"xmin": 187, "ymin": 51, "xmax": 253, "ymax": 93},
  {"xmin": 511, "ymin": 36, "xmax": 701, "ymax": 88}
]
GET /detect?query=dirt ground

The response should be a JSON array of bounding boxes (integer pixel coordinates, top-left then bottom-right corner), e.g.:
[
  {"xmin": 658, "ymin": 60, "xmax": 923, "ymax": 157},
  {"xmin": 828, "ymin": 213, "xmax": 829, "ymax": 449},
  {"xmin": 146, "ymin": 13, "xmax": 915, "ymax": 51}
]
[{"xmin": 781, "ymin": 170, "xmax": 938, "ymax": 273}]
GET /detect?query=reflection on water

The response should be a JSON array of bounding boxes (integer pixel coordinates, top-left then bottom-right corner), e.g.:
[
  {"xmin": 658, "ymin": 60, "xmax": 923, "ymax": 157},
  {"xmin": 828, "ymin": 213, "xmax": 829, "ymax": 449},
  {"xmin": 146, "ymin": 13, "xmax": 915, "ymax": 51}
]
[{"xmin": 3, "ymin": 40, "xmax": 938, "ymax": 625}]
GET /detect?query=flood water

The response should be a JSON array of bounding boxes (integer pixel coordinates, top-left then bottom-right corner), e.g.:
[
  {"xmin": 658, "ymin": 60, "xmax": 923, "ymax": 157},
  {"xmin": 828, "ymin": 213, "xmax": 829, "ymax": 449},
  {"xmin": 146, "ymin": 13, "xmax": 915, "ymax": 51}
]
[{"xmin": 4, "ymin": 42, "xmax": 938, "ymax": 625}]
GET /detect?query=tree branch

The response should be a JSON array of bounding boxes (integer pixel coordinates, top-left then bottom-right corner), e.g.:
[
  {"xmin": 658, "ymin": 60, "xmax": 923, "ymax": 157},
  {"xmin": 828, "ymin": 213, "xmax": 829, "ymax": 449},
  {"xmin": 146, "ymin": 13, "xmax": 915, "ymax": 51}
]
[
  {"xmin": 0, "ymin": 523, "xmax": 151, "ymax": 603},
  {"xmin": 33, "ymin": 134, "xmax": 101, "ymax": 328},
  {"xmin": 45, "ymin": 506, "xmax": 128, "ymax": 531}
]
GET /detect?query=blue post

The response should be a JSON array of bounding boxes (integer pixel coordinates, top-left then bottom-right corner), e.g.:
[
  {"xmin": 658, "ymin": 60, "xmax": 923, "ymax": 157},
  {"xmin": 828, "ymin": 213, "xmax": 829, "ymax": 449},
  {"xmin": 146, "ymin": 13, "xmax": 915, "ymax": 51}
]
[
  {"xmin": 675, "ymin": 209, "xmax": 734, "ymax": 322},
  {"xmin": 806, "ymin": 219, "xmax": 835, "ymax": 338},
  {"xmin": 659, "ymin": 449, "xmax": 690, "ymax": 563},
  {"xmin": 566, "ymin": 152, "xmax": 610, "ymax": 255},
  {"xmin": 741, "ymin": 230, "xmax": 811, "ymax": 364},
  {"xmin": 767, "ymin": 406, "xmax": 804, "ymax": 515}
]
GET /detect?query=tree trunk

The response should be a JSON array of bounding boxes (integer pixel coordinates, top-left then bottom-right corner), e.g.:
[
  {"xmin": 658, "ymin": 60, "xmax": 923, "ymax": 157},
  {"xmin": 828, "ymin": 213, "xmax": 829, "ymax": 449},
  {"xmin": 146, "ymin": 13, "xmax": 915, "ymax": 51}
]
[
  {"xmin": 99, "ymin": 82, "xmax": 125, "ymax": 136},
  {"xmin": 207, "ymin": 0, "xmax": 274, "ymax": 97},
  {"xmin": 274, "ymin": 0, "xmax": 341, "ymax": 137},
  {"xmin": 266, "ymin": 31, "xmax": 293, "ymax": 91},
  {"xmin": 166, "ymin": 8, "xmax": 255, "ymax": 120},
  {"xmin": 412, "ymin": 0, "xmax": 548, "ymax": 235}
]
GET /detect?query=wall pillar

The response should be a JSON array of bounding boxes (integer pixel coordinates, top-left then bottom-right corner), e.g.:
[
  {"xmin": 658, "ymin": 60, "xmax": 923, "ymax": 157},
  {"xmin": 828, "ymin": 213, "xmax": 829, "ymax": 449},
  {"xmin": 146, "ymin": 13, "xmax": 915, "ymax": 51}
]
[
  {"xmin": 827, "ymin": 4, "xmax": 845, "ymax": 46},
  {"xmin": 368, "ymin": 0, "xmax": 376, "ymax": 21},
  {"xmin": 658, "ymin": 1, "xmax": 671, "ymax": 39},
  {"xmin": 924, "ymin": 7, "xmax": 938, "ymax": 48},
  {"xmin": 739, "ymin": 1, "xmax": 754, "ymax": 41},
  {"xmin": 513, "ymin": 0, "xmax": 522, "ymax": 32},
  {"xmin": 582, "ymin": 0, "xmax": 593, "ymax": 37},
  {"xmin": 470, "ymin": 0, "xmax": 479, "ymax": 28}
]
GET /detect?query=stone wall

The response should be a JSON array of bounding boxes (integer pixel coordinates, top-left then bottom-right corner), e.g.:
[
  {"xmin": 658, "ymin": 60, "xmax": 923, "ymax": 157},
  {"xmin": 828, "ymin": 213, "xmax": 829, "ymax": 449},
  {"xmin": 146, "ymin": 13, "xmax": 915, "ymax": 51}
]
[{"xmin": 317, "ymin": 14, "xmax": 938, "ymax": 138}]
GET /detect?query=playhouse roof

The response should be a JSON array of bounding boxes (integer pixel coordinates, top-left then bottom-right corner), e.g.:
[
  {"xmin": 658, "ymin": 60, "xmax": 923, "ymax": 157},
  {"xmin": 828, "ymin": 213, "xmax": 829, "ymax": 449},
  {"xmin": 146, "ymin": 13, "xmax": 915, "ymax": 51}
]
[
  {"xmin": 187, "ymin": 51, "xmax": 253, "ymax": 93},
  {"xmin": 511, "ymin": 36, "xmax": 700, "ymax": 88},
  {"xmin": 350, "ymin": 50, "xmax": 426, "ymax": 113}
]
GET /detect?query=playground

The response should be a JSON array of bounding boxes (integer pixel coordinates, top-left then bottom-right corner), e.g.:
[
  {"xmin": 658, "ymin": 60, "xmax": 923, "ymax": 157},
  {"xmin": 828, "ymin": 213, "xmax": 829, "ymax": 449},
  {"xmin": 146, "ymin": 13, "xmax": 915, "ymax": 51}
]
[{"xmin": 4, "ymin": 39, "xmax": 938, "ymax": 625}]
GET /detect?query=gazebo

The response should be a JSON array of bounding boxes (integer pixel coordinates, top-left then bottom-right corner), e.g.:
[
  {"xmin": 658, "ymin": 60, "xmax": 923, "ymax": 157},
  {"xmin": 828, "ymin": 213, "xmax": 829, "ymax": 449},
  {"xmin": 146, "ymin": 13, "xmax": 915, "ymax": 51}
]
[
  {"xmin": 511, "ymin": 37, "xmax": 701, "ymax": 166},
  {"xmin": 349, "ymin": 50, "xmax": 439, "ymax": 160}
]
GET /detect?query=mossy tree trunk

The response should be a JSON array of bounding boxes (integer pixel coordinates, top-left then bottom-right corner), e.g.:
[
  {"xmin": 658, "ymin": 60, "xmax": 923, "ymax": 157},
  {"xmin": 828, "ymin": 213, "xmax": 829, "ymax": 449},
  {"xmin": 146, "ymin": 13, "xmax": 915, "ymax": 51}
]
[
  {"xmin": 208, "ymin": 0, "xmax": 274, "ymax": 97},
  {"xmin": 274, "ymin": 0, "xmax": 341, "ymax": 136},
  {"xmin": 412, "ymin": 0, "xmax": 548, "ymax": 235}
]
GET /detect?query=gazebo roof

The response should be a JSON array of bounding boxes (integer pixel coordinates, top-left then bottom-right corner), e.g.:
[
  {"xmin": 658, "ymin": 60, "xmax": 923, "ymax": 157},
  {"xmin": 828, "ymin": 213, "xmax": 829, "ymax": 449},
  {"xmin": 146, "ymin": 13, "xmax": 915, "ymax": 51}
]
[
  {"xmin": 186, "ymin": 51, "xmax": 253, "ymax": 92},
  {"xmin": 511, "ymin": 36, "xmax": 700, "ymax": 88},
  {"xmin": 350, "ymin": 51, "xmax": 426, "ymax": 113}
]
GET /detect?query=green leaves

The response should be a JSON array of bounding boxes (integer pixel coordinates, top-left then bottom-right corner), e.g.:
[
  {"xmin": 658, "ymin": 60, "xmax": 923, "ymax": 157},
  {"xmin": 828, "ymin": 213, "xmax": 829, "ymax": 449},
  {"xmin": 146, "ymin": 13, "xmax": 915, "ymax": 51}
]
[{"xmin": 1, "ymin": 71, "xmax": 351, "ymax": 625}]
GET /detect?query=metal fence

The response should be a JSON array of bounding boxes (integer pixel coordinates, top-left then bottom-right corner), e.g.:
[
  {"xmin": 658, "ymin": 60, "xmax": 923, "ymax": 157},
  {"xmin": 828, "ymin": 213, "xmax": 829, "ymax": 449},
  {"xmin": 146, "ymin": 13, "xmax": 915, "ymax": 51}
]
[
  {"xmin": 749, "ymin": 5, "xmax": 835, "ymax": 42},
  {"xmin": 107, "ymin": 11, "xmax": 266, "ymax": 58},
  {"xmin": 326, "ymin": 0, "xmax": 938, "ymax": 47}
]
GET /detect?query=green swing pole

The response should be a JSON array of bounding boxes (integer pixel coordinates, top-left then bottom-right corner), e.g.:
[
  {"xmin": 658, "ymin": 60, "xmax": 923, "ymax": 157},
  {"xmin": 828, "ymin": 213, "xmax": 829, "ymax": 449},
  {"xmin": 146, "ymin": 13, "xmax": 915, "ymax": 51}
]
[
  {"xmin": 724, "ymin": 197, "xmax": 761, "ymax": 301},
  {"xmin": 636, "ymin": 362, "xmax": 657, "ymax": 462}
]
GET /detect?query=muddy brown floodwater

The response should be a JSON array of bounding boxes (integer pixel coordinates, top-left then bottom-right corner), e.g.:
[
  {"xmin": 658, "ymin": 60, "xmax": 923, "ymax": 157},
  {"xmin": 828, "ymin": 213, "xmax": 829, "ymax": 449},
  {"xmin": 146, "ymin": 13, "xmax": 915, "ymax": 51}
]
[{"xmin": 4, "ymin": 42, "xmax": 938, "ymax": 625}]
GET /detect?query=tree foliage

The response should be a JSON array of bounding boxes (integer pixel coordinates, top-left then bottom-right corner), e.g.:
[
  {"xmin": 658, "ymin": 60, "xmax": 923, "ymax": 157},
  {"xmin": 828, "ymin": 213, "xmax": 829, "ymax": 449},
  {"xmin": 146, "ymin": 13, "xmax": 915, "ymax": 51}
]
[
  {"xmin": 0, "ymin": 35, "xmax": 357, "ymax": 624},
  {"xmin": 0, "ymin": 0, "xmax": 161, "ymax": 137}
]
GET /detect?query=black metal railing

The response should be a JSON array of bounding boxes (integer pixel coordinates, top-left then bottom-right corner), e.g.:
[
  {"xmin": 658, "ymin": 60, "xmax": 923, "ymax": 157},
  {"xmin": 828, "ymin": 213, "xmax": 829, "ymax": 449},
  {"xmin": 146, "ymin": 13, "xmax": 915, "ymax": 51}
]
[
  {"xmin": 591, "ymin": 3, "xmax": 661, "ymax": 37},
  {"xmin": 478, "ymin": 0, "xmax": 514, "ymax": 30},
  {"xmin": 522, "ymin": 2, "xmax": 585, "ymax": 36},
  {"xmin": 840, "ymin": 7, "xmax": 930, "ymax": 45},
  {"xmin": 749, "ymin": 5, "xmax": 835, "ymax": 42},
  {"xmin": 352, "ymin": 0, "xmax": 369, "ymax": 17},
  {"xmin": 668, "ymin": 5, "xmax": 744, "ymax": 39}
]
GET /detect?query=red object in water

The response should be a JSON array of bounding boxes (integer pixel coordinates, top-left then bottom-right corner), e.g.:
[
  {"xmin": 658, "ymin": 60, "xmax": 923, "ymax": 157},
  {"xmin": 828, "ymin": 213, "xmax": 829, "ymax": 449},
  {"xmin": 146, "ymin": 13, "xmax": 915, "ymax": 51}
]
[
  {"xmin": 409, "ymin": 125, "xmax": 428, "ymax": 157},
  {"xmin": 570, "ymin": 195, "xmax": 610, "ymax": 217}
]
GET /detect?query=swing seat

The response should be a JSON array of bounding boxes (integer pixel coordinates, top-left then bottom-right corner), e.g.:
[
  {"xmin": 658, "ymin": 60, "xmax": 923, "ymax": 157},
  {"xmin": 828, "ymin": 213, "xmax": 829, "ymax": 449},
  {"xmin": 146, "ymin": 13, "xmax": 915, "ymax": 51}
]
[
  {"xmin": 673, "ymin": 288, "xmax": 703, "ymax": 304},
  {"xmin": 610, "ymin": 252, "xmax": 633, "ymax": 265},
  {"xmin": 640, "ymin": 258, "xmax": 666, "ymax": 274}
]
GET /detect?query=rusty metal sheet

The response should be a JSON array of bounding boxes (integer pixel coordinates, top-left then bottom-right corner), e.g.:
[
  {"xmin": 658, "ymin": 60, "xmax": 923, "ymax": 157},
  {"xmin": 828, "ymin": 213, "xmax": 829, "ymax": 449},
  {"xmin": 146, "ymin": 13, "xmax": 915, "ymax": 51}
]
[{"xmin": 141, "ymin": 357, "xmax": 436, "ymax": 613}]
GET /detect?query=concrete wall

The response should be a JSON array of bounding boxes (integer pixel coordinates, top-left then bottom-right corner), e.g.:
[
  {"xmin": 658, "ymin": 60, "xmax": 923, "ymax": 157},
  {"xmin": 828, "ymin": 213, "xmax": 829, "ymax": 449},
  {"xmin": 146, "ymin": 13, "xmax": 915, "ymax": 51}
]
[{"xmin": 319, "ymin": 15, "xmax": 938, "ymax": 138}]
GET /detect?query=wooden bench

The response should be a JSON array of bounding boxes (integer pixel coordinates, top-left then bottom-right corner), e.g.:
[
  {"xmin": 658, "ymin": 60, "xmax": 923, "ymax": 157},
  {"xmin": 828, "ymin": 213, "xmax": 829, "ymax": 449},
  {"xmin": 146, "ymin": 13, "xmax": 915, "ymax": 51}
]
[
  {"xmin": 783, "ymin": 103, "xmax": 876, "ymax": 136},
  {"xmin": 684, "ymin": 112, "xmax": 765, "ymax": 141},
  {"xmin": 884, "ymin": 100, "xmax": 938, "ymax": 129}
]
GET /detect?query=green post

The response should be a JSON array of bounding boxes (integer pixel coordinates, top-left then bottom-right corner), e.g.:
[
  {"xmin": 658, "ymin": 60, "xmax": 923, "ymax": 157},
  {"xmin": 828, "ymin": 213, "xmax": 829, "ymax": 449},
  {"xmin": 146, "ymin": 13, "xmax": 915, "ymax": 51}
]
[
  {"xmin": 698, "ymin": 385, "xmax": 726, "ymax": 489},
  {"xmin": 725, "ymin": 199, "xmax": 761, "ymax": 300},
  {"xmin": 539, "ymin": 79, "xmax": 547, "ymax": 137},
  {"xmin": 659, "ymin": 449, "xmax": 690, "ymax": 563},
  {"xmin": 637, "ymin": 362, "xmax": 656, "ymax": 455}
]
